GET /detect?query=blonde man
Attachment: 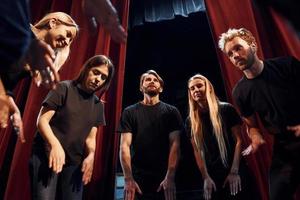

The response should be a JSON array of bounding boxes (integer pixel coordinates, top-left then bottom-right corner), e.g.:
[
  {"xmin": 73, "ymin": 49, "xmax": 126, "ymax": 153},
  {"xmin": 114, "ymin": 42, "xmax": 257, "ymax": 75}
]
[{"xmin": 219, "ymin": 28, "xmax": 300, "ymax": 200}]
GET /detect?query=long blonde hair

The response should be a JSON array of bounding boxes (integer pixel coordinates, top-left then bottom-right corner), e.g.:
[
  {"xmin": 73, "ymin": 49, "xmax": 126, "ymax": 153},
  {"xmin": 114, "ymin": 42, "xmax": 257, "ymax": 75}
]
[{"xmin": 188, "ymin": 74, "xmax": 228, "ymax": 167}]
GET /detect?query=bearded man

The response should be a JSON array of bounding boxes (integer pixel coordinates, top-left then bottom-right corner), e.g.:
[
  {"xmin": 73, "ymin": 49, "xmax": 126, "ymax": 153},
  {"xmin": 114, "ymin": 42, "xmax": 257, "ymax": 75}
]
[
  {"xmin": 118, "ymin": 70, "xmax": 183, "ymax": 200},
  {"xmin": 219, "ymin": 28, "xmax": 300, "ymax": 200}
]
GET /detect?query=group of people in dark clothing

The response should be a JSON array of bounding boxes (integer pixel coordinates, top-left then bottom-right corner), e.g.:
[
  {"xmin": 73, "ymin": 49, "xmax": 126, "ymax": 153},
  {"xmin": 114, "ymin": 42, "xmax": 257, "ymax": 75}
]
[
  {"xmin": 0, "ymin": 3, "xmax": 299, "ymax": 199},
  {"xmin": 118, "ymin": 28, "xmax": 300, "ymax": 200}
]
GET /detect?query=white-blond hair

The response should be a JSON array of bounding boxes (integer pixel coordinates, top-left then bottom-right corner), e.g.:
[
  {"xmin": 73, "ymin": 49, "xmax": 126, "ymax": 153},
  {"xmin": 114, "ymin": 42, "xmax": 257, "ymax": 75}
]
[
  {"xmin": 188, "ymin": 74, "xmax": 228, "ymax": 167},
  {"xmin": 218, "ymin": 28, "xmax": 257, "ymax": 52}
]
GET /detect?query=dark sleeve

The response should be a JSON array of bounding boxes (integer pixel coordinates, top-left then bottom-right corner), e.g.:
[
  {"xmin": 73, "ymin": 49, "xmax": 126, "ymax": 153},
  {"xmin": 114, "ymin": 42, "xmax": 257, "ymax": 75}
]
[
  {"xmin": 222, "ymin": 103, "xmax": 242, "ymax": 128},
  {"xmin": 290, "ymin": 56, "xmax": 300, "ymax": 86},
  {"xmin": 1, "ymin": 70, "xmax": 31, "ymax": 92},
  {"xmin": 232, "ymin": 85, "xmax": 254, "ymax": 118},
  {"xmin": 117, "ymin": 108, "xmax": 134, "ymax": 133},
  {"xmin": 42, "ymin": 82, "xmax": 67, "ymax": 110},
  {"xmin": 95, "ymin": 101, "xmax": 106, "ymax": 127},
  {"xmin": 185, "ymin": 117, "xmax": 192, "ymax": 139},
  {"xmin": 168, "ymin": 107, "xmax": 184, "ymax": 133},
  {"xmin": 0, "ymin": 0, "xmax": 31, "ymax": 74}
]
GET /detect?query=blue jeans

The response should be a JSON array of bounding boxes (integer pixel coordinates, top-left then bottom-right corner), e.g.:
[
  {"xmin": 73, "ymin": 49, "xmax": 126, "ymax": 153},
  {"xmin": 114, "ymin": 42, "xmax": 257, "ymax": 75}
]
[{"xmin": 29, "ymin": 152, "xmax": 83, "ymax": 200}]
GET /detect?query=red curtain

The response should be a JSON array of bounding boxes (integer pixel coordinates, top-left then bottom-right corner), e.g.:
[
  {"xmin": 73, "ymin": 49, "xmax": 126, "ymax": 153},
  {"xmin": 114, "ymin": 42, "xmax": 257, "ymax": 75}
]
[
  {"xmin": 204, "ymin": 1, "xmax": 300, "ymax": 200},
  {"xmin": 0, "ymin": 0, "xmax": 129, "ymax": 199}
]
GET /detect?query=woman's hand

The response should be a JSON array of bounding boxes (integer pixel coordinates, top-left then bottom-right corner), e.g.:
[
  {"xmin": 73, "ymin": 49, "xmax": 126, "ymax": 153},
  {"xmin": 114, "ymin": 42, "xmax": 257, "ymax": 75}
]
[
  {"xmin": 203, "ymin": 176, "xmax": 216, "ymax": 200},
  {"xmin": 223, "ymin": 173, "xmax": 241, "ymax": 196}
]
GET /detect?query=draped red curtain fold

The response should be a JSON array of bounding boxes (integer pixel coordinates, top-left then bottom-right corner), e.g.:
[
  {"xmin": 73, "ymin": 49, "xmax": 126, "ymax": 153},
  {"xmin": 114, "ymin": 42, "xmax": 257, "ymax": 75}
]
[
  {"xmin": 0, "ymin": 0, "xmax": 129, "ymax": 199},
  {"xmin": 204, "ymin": 1, "xmax": 300, "ymax": 200}
]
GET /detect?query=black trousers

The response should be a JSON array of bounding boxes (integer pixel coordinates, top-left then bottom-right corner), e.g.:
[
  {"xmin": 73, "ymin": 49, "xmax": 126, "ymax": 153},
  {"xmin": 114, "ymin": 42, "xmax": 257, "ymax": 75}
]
[
  {"xmin": 29, "ymin": 151, "xmax": 83, "ymax": 200},
  {"xmin": 134, "ymin": 173, "xmax": 165, "ymax": 200},
  {"xmin": 270, "ymin": 137, "xmax": 300, "ymax": 200}
]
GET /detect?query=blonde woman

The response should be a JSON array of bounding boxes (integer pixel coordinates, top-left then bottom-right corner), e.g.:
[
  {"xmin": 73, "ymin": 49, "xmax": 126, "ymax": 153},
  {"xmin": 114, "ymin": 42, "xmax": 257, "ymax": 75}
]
[
  {"xmin": 1, "ymin": 12, "xmax": 78, "ymax": 143},
  {"xmin": 30, "ymin": 12, "xmax": 79, "ymax": 84},
  {"xmin": 186, "ymin": 74, "xmax": 259, "ymax": 200}
]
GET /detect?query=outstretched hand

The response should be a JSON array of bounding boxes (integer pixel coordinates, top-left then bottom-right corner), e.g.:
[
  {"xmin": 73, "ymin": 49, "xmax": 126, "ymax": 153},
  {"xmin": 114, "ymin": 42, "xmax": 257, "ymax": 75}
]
[
  {"xmin": 203, "ymin": 176, "xmax": 216, "ymax": 200},
  {"xmin": 157, "ymin": 177, "xmax": 176, "ymax": 200},
  {"xmin": 48, "ymin": 142, "xmax": 65, "ymax": 174},
  {"xmin": 124, "ymin": 177, "xmax": 142, "ymax": 200},
  {"xmin": 287, "ymin": 125, "xmax": 300, "ymax": 137},
  {"xmin": 242, "ymin": 134, "xmax": 265, "ymax": 156},
  {"xmin": 10, "ymin": 110, "xmax": 25, "ymax": 143},
  {"xmin": 25, "ymin": 39, "xmax": 59, "ymax": 89},
  {"xmin": 82, "ymin": 153, "xmax": 95, "ymax": 185},
  {"xmin": 223, "ymin": 173, "xmax": 241, "ymax": 196},
  {"xmin": 82, "ymin": 0, "xmax": 127, "ymax": 43}
]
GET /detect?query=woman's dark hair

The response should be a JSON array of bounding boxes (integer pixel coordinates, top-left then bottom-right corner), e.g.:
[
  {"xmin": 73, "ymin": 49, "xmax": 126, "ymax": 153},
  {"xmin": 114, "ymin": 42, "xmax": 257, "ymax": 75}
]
[{"xmin": 74, "ymin": 55, "xmax": 114, "ymax": 97}]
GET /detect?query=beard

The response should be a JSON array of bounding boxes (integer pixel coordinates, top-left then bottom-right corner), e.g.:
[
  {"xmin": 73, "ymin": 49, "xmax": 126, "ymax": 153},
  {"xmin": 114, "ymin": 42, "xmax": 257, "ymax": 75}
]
[
  {"xmin": 143, "ymin": 87, "xmax": 160, "ymax": 97},
  {"xmin": 245, "ymin": 48, "xmax": 256, "ymax": 69},
  {"xmin": 236, "ymin": 48, "xmax": 256, "ymax": 71}
]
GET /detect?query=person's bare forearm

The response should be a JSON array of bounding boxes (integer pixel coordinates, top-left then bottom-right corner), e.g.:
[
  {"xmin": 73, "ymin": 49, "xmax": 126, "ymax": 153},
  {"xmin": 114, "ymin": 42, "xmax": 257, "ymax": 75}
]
[
  {"xmin": 230, "ymin": 126, "xmax": 242, "ymax": 173},
  {"xmin": 166, "ymin": 131, "xmax": 180, "ymax": 179},
  {"xmin": 37, "ymin": 109, "xmax": 60, "ymax": 147},
  {"xmin": 0, "ymin": 79, "xmax": 5, "ymax": 95},
  {"xmin": 120, "ymin": 144, "xmax": 133, "ymax": 179},
  {"xmin": 243, "ymin": 116, "xmax": 265, "ymax": 150},
  {"xmin": 85, "ymin": 127, "xmax": 97, "ymax": 155},
  {"xmin": 191, "ymin": 139, "xmax": 210, "ymax": 178}
]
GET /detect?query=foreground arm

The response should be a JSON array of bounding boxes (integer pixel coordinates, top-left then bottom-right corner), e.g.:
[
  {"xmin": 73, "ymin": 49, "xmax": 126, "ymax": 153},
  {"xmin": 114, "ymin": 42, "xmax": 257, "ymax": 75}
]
[
  {"xmin": 24, "ymin": 39, "xmax": 59, "ymax": 89},
  {"xmin": 242, "ymin": 115, "xmax": 265, "ymax": 155},
  {"xmin": 37, "ymin": 106, "xmax": 65, "ymax": 173},
  {"xmin": 82, "ymin": 126, "xmax": 98, "ymax": 185},
  {"xmin": 157, "ymin": 130, "xmax": 180, "ymax": 200},
  {"xmin": 191, "ymin": 139, "xmax": 216, "ymax": 200},
  {"xmin": 8, "ymin": 96, "xmax": 25, "ymax": 143},
  {"xmin": 223, "ymin": 125, "xmax": 242, "ymax": 195},
  {"xmin": 120, "ymin": 132, "xmax": 142, "ymax": 200},
  {"xmin": 0, "ymin": 79, "xmax": 10, "ymax": 128},
  {"xmin": 82, "ymin": 0, "xmax": 127, "ymax": 43}
]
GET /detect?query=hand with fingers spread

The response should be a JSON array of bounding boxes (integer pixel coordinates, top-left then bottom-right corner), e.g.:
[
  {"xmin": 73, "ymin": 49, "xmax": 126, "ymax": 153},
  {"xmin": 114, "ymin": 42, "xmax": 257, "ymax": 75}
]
[
  {"xmin": 82, "ymin": 0, "xmax": 127, "ymax": 43},
  {"xmin": 49, "ymin": 142, "xmax": 65, "ymax": 174},
  {"xmin": 223, "ymin": 173, "xmax": 241, "ymax": 196},
  {"xmin": 82, "ymin": 153, "xmax": 95, "ymax": 185},
  {"xmin": 287, "ymin": 125, "xmax": 300, "ymax": 137},
  {"xmin": 203, "ymin": 176, "xmax": 216, "ymax": 200},
  {"xmin": 157, "ymin": 177, "xmax": 176, "ymax": 200},
  {"xmin": 25, "ymin": 39, "xmax": 59, "ymax": 89},
  {"xmin": 124, "ymin": 177, "xmax": 142, "ymax": 200}
]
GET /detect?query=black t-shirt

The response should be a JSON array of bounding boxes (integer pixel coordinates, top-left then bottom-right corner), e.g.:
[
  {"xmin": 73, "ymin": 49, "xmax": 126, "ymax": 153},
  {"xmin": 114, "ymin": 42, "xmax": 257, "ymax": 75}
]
[
  {"xmin": 33, "ymin": 80, "xmax": 105, "ymax": 165},
  {"xmin": 233, "ymin": 56, "xmax": 300, "ymax": 135},
  {"xmin": 186, "ymin": 102, "xmax": 242, "ymax": 174},
  {"xmin": 118, "ymin": 101, "xmax": 183, "ymax": 178}
]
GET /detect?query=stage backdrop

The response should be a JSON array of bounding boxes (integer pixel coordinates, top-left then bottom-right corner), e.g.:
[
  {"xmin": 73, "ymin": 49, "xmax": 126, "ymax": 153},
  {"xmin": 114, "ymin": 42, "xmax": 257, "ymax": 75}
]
[
  {"xmin": 204, "ymin": 0, "xmax": 300, "ymax": 200},
  {"xmin": 0, "ymin": 0, "xmax": 129, "ymax": 199}
]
